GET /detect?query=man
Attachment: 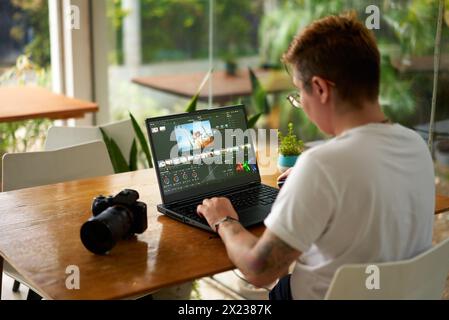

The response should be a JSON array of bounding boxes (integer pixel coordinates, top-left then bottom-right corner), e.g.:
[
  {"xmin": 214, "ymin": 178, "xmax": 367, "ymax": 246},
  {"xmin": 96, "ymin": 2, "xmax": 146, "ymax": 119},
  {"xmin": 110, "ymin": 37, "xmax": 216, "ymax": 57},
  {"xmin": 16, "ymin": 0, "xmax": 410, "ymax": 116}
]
[{"xmin": 196, "ymin": 12, "xmax": 435, "ymax": 299}]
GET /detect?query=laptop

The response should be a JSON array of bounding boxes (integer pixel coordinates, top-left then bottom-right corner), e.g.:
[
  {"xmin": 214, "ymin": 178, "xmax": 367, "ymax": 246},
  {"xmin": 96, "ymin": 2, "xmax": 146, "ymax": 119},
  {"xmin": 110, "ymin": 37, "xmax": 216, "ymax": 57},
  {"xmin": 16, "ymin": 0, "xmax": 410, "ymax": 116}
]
[{"xmin": 145, "ymin": 104, "xmax": 279, "ymax": 232}]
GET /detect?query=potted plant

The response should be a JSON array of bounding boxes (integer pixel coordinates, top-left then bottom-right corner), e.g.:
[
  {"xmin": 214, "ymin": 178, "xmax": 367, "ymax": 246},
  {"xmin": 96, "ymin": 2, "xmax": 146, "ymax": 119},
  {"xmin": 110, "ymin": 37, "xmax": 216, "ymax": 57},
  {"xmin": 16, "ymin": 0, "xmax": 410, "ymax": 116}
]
[
  {"xmin": 278, "ymin": 122, "xmax": 304, "ymax": 172},
  {"xmin": 222, "ymin": 52, "xmax": 238, "ymax": 76}
]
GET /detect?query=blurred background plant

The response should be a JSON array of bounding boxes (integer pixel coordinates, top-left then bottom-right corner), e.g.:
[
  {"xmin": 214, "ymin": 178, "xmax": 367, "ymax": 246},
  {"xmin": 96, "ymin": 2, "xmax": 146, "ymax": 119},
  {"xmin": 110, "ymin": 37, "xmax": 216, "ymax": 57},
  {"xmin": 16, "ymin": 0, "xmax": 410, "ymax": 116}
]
[
  {"xmin": 258, "ymin": 0, "xmax": 449, "ymax": 139},
  {"xmin": 383, "ymin": 0, "xmax": 448, "ymax": 57},
  {"xmin": 107, "ymin": 0, "xmax": 263, "ymax": 65},
  {"xmin": 8, "ymin": 0, "xmax": 50, "ymax": 68},
  {"xmin": 0, "ymin": 55, "xmax": 51, "ymax": 155}
]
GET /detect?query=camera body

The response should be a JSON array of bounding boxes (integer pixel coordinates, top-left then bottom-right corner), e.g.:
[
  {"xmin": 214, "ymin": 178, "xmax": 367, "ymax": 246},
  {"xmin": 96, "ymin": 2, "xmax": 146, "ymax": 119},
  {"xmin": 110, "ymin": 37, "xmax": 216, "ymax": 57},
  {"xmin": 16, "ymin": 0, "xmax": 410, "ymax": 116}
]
[
  {"xmin": 81, "ymin": 189, "xmax": 147, "ymax": 254},
  {"xmin": 91, "ymin": 189, "xmax": 147, "ymax": 234}
]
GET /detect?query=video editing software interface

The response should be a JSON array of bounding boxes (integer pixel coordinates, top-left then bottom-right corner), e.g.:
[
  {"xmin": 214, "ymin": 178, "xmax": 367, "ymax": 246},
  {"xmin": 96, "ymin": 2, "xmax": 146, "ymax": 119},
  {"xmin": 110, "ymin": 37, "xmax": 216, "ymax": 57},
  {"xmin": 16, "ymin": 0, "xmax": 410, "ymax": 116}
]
[{"xmin": 148, "ymin": 106, "xmax": 260, "ymax": 203}]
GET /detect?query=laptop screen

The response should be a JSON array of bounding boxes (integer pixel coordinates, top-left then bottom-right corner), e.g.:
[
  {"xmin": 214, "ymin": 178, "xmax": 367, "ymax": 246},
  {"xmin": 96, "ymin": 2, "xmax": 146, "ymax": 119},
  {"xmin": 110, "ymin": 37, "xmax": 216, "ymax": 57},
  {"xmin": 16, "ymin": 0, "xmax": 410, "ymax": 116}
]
[{"xmin": 146, "ymin": 105, "xmax": 260, "ymax": 204}]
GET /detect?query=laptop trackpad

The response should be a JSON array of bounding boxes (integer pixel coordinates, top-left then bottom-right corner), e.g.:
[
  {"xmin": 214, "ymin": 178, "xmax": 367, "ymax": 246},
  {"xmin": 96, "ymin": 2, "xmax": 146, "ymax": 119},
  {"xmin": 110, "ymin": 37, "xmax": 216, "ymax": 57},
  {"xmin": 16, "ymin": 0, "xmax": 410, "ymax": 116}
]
[{"xmin": 237, "ymin": 205, "xmax": 271, "ymax": 227}]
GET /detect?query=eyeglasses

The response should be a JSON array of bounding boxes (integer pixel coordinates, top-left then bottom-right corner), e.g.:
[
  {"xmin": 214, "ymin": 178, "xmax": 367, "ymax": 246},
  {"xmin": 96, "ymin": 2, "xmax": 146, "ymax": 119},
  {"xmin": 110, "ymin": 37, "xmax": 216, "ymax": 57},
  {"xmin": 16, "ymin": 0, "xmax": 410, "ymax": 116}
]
[
  {"xmin": 286, "ymin": 92, "xmax": 302, "ymax": 108},
  {"xmin": 286, "ymin": 80, "xmax": 336, "ymax": 109}
]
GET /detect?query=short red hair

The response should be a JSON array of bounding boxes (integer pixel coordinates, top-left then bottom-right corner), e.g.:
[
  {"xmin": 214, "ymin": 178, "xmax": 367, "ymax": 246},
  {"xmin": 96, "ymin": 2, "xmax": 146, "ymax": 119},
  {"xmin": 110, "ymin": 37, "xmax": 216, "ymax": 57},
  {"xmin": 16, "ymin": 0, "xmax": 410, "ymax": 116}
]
[{"xmin": 283, "ymin": 12, "xmax": 380, "ymax": 108}]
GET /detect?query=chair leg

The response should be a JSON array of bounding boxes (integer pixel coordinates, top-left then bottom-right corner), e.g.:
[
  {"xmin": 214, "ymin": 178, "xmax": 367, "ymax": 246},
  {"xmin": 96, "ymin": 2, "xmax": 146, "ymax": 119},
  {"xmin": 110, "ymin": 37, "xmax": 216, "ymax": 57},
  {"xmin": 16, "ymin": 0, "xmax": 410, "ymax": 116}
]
[
  {"xmin": 12, "ymin": 280, "xmax": 21, "ymax": 292},
  {"xmin": 26, "ymin": 289, "xmax": 42, "ymax": 300}
]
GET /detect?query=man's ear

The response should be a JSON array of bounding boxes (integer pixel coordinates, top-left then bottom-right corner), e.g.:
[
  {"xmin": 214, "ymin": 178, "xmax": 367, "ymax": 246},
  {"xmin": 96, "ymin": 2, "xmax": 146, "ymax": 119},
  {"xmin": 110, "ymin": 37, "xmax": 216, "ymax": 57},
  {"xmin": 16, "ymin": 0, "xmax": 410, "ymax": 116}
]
[{"xmin": 311, "ymin": 76, "xmax": 330, "ymax": 104}]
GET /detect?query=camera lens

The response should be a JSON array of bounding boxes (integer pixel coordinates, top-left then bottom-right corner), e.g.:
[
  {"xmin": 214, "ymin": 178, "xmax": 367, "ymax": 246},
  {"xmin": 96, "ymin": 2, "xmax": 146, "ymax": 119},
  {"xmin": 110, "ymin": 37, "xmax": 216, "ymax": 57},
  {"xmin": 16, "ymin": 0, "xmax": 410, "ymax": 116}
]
[{"xmin": 80, "ymin": 206, "xmax": 133, "ymax": 254}]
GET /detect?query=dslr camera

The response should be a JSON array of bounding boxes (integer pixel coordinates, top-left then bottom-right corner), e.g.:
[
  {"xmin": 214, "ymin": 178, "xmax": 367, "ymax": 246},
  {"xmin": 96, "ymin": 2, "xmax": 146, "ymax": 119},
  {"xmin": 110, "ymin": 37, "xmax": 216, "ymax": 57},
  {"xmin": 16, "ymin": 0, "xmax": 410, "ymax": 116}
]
[{"xmin": 80, "ymin": 189, "xmax": 147, "ymax": 254}]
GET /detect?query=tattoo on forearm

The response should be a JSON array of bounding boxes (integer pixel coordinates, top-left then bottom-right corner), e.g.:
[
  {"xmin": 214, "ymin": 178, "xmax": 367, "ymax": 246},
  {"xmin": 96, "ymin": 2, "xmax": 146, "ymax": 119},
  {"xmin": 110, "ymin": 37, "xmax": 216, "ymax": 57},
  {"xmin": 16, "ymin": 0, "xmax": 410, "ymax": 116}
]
[
  {"xmin": 252, "ymin": 233, "xmax": 299, "ymax": 276},
  {"xmin": 220, "ymin": 222, "xmax": 299, "ymax": 282}
]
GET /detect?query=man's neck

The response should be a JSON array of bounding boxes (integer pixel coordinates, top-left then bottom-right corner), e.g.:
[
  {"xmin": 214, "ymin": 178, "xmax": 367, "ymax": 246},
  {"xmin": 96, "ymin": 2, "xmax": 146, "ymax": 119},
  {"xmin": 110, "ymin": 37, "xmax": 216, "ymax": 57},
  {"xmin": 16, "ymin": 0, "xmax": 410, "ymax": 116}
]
[{"xmin": 333, "ymin": 100, "xmax": 388, "ymax": 136}]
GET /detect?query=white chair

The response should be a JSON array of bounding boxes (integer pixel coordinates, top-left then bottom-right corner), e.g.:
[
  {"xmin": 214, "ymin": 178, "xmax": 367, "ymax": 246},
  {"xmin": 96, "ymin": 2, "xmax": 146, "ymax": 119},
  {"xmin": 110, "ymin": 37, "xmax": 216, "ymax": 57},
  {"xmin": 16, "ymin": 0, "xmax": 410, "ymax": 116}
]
[
  {"xmin": 45, "ymin": 119, "xmax": 134, "ymax": 162},
  {"xmin": 325, "ymin": 237, "xmax": 449, "ymax": 300},
  {"xmin": 2, "ymin": 141, "xmax": 114, "ymax": 192},
  {"xmin": 1, "ymin": 140, "xmax": 114, "ymax": 299}
]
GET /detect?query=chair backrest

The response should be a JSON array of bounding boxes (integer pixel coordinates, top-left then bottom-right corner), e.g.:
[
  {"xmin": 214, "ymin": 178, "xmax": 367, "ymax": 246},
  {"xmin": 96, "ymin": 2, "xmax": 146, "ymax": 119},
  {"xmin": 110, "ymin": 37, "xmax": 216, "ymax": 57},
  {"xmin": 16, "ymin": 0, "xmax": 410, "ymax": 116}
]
[
  {"xmin": 44, "ymin": 119, "xmax": 134, "ymax": 162},
  {"xmin": 2, "ymin": 140, "xmax": 114, "ymax": 192},
  {"xmin": 325, "ymin": 237, "xmax": 449, "ymax": 300}
]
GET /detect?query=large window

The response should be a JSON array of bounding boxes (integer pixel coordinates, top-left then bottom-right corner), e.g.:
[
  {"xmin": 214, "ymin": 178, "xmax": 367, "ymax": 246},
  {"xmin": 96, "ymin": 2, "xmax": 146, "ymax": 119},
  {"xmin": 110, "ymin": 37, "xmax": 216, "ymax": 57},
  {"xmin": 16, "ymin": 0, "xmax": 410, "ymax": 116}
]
[
  {"xmin": 105, "ymin": 0, "xmax": 265, "ymax": 122},
  {"xmin": 105, "ymin": 0, "xmax": 448, "ymax": 137}
]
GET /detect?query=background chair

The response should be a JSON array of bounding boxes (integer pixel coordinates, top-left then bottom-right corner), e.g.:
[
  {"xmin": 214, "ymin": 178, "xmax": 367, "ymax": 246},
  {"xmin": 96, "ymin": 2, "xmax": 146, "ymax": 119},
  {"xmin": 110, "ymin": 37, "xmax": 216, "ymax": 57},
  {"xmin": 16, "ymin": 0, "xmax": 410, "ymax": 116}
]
[
  {"xmin": 1, "ymin": 140, "xmax": 114, "ymax": 299},
  {"xmin": 45, "ymin": 119, "xmax": 134, "ymax": 162},
  {"xmin": 325, "ymin": 237, "xmax": 449, "ymax": 299}
]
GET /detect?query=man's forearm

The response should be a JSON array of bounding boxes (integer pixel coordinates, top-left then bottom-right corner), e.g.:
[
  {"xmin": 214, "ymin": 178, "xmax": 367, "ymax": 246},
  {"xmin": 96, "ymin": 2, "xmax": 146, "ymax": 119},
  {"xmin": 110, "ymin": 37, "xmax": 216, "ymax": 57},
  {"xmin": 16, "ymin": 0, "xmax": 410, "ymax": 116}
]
[
  {"xmin": 217, "ymin": 220, "xmax": 301, "ymax": 288},
  {"xmin": 217, "ymin": 220, "xmax": 260, "ymax": 278},
  {"xmin": 197, "ymin": 197, "xmax": 299, "ymax": 287}
]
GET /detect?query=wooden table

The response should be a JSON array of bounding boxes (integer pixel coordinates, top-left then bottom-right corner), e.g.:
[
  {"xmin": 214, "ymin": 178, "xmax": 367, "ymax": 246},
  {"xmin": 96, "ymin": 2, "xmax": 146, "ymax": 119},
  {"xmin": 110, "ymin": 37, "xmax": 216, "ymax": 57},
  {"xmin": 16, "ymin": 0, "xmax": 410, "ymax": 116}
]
[
  {"xmin": 0, "ymin": 169, "xmax": 448, "ymax": 300},
  {"xmin": 132, "ymin": 69, "xmax": 294, "ymax": 104},
  {"xmin": 0, "ymin": 86, "xmax": 98, "ymax": 122},
  {"xmin": 391, "ymin": 55, "xmax": 449, "ymax": 73},
  {"xmin": 0, "ymin": 169, "xmax": 265, "ymax": 300}
]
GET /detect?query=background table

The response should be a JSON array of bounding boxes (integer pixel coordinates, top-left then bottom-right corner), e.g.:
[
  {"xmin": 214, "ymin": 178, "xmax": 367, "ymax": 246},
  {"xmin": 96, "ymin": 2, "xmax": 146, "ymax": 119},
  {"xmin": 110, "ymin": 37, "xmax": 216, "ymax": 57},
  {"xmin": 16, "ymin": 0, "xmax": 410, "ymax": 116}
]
[
  {"xmin": 0, "ymin": 168, "xmax": 448, "ymax": 300},
  {"xmin": 132, "ymin": 69, "xmax": 294, "ymax": 104},
  {"xmin": 0, "ymin": 86, "xmax": 98, "ymax": 122}
]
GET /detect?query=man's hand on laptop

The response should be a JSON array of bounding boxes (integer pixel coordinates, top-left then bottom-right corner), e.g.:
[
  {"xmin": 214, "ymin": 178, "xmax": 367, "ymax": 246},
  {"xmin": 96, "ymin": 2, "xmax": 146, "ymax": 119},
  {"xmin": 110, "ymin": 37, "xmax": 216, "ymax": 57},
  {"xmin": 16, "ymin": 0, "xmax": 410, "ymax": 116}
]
[
  {"xmin": 196, "ymin": 197, "xmax": 239, "ymax": 232},
  {"xmin": 277, "ymin": 167, "xmax": 293, "ymax": 182}
]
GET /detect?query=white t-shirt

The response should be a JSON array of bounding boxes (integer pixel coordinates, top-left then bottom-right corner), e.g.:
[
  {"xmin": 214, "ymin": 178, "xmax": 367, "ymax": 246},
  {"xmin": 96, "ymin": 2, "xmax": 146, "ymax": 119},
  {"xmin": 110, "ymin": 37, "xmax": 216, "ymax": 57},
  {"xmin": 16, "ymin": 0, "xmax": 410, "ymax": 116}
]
[{"xmin": 264, "ymin": 123, "xmax": 435, "ymax": 300}]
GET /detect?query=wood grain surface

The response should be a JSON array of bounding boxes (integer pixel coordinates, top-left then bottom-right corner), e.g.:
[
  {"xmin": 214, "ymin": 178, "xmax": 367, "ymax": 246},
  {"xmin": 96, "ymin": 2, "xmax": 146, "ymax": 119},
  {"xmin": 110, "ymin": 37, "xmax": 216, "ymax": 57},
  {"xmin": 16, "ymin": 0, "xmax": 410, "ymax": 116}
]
[
  {"xmin": 0, "ymin": 86, "xmax": 98, "ymax": 122},
  {"xmin": 0, "ymin": 168, "xmax": 447, "ymax": 299}
]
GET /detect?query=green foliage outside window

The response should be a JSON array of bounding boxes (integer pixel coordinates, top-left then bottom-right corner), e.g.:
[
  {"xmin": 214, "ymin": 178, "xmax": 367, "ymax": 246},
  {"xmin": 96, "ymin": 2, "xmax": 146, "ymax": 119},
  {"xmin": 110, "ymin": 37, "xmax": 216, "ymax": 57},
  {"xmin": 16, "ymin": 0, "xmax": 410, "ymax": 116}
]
[
  {"xmin": 0, "ymin": 55, "xmax": 51, "ymax": 155},
  {"xmin": 106, "ymin": 0, "xmax": 264, "ymax": 64},
  {"xmin": 9, "ymin": 0, "xmax": 50, "ymax": 68},
  {"xmin": 259, "ymin": 0, "xmax": 449, "ymax": 138},
  {"xmin": 6, "ymin": 0, "xmax": 448, "ymax": 145}
]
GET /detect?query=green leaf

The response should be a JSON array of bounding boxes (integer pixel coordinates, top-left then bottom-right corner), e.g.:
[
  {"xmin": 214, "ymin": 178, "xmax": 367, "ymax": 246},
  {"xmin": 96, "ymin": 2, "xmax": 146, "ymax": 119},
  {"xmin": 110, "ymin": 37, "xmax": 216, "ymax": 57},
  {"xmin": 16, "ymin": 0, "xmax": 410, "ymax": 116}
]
[
  {"xmin": 129, "ymin": 138, "xmax": 138, "ymax": 171},
  {"xmin": 248, "ymin": 67, "xmax": 269, "ymax": 114},
  {"xmin": 185, "ymin": 94, "xmax": 199, "ymax": 113},
  {"xmin": 110, "ymin": 139, "xmax": 129, "ymax": 173},
  {"xmin": 185, "ymin": 68, "xmax": 213, "ymax": 113},
  {"xmin": 99, "ymin": 128, "xmax": 119, "ymax": 173},
  {"xmin": 129, "ymin": 111, "xmax": 153, "ymax": 168},
  {"xmin": 247, "ymin": 113, "xmax": 263, "ymax": 129},
  {"xmin": 100, "ymin": 128, "xmax": 129, "ymax": 173}
]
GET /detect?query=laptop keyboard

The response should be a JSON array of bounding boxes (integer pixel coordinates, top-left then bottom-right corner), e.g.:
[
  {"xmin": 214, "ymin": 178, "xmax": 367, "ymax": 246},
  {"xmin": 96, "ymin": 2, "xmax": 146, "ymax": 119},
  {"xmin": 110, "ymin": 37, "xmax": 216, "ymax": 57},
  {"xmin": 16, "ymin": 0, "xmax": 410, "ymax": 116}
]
[{"xmin": 171, "ymin": 185, "xmax": 279, "ymax": 224}]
